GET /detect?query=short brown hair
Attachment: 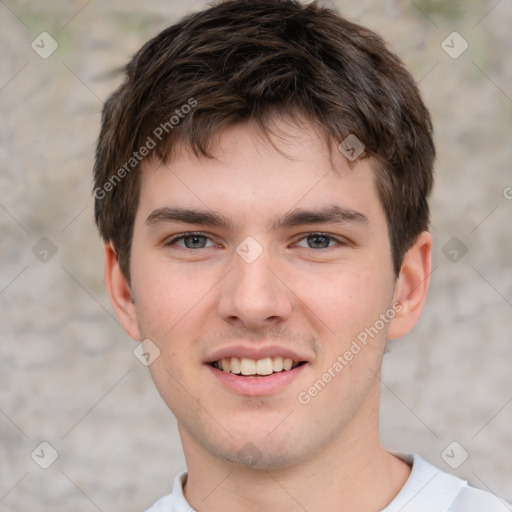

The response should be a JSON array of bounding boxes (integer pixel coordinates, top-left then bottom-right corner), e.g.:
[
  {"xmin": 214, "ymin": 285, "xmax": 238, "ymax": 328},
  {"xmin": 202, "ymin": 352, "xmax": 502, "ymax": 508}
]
[{"xmin": 93, "ymin": 0, "xmax": 434, "ymax": 282}]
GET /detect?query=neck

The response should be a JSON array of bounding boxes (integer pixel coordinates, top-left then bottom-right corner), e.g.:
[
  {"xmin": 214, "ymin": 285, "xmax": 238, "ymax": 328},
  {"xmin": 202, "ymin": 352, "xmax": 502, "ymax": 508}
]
[{"xmin": 180, "ymin": 388, "xmax": 411, "ymax": 512}]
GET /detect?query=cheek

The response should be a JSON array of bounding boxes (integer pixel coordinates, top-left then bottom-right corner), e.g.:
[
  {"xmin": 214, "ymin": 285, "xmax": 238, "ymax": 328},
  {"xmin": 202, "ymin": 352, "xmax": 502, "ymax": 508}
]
[
  {"xmin": 131, "ymin": 258, "xmax": 214, "ymax": 338},
  {"xmin": 133, "ymin": 265, "xmax": 210, "ymax": 406},
  {"xmin": 302, "ymin": 263, "xmax": 391, "ymax": 338}
]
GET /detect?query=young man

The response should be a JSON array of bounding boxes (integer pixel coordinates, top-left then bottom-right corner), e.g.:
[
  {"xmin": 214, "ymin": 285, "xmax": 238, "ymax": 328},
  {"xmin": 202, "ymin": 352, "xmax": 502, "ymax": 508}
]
[{"xmin": 93, "ymin": 1, "xmax": 510, "ymax": 510}]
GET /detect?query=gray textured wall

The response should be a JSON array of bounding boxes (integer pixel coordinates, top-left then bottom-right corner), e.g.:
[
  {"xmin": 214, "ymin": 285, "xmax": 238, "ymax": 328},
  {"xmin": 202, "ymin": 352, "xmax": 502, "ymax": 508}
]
[{"xmin": 1, "ymin": 1, "xmax": 511, "ymax": 510}]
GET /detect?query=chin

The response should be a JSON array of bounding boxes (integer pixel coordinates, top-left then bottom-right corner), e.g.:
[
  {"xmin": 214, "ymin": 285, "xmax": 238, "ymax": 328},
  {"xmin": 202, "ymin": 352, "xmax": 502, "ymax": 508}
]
[
  {"xmin": 198, "ymin": 429, "xmax": 315, "ymax": 471},
  {"xmin": 222, "ymin": 444, "xmax": 308, "ymax": 471}
]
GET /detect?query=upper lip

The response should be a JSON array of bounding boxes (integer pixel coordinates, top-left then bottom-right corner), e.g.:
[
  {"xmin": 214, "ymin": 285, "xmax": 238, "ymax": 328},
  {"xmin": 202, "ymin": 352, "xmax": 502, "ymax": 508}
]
[{"xmin": 206, "ymin": 344, "xmax": 311, "ymax": 364}]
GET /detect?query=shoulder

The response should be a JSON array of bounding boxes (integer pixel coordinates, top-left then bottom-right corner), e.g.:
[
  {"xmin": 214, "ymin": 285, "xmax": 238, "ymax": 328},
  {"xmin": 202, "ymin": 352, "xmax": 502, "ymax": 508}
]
[
  {"xmin": 384, "ymin": 453, "xmax": 511, "ymax": 512},
  {"xmin": 448, "ymin": 484, "xmax": 512, "ymax": 512},
  {"xmin": 143, "ymin": 493, "xmax": 173, "ymax": 512}
]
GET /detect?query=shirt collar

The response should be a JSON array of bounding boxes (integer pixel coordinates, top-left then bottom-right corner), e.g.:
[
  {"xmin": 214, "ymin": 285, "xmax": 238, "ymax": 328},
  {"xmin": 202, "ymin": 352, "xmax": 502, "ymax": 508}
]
[{"xmin": 170, "ymin": 453, "xmax": 466, "ymax": 512}]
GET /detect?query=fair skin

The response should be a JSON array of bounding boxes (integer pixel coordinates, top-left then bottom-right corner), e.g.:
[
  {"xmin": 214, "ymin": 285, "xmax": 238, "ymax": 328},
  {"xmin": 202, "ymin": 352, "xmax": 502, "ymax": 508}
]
[{"xmin": 105, "ymin": 117, "xmax": 432, "ymax": 512}]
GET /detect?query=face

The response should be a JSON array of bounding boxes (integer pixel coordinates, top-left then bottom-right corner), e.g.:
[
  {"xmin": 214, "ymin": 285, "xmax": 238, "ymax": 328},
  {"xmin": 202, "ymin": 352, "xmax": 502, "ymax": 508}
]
[{"xmin": 121, "ymin": 118, "xmax": 408, "ymax": 469}]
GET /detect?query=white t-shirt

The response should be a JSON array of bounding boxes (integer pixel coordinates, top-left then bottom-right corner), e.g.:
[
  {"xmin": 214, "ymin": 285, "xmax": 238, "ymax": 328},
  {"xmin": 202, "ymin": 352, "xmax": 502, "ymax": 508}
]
[{"xmin": 145, "ymin": 453, "xmax": 511, "ymax": 511}]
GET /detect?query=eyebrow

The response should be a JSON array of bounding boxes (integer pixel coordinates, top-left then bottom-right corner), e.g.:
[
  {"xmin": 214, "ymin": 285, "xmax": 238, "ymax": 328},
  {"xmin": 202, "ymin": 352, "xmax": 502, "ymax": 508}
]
[
  {"xmin": 274, "ymin": 205, "xmax": 369, "ymax": 230},
  {"xmin": 144, "ymin": 205, "xmax": 369, "ymax": 231},
  {"xmin": 145, "ymin": 207, "xmax": 236, "ymax": 230}
]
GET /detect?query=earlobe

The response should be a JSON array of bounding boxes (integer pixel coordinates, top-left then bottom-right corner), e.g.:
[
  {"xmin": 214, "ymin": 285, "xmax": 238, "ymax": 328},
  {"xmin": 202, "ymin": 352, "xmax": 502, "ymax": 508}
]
[
  {"xmin": 387, "ymin": 231, "xmax": 432, "ymax": 340},
  {"xmin": 103, "ymin": 242, "xmax": 141, "ymax": 340}
]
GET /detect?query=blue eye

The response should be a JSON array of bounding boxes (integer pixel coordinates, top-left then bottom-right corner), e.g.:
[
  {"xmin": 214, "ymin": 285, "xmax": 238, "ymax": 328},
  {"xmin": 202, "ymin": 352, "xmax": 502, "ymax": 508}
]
[
  {"xmin": 166, "ymin": 232, "xmax": 214, "ymax": 249},
  {"xmin": 164, "ymin": 231, "xmax": 346, "ymax": 251},
  {"xmin": 295, "ymin": 233, "xmax": 343, "ymax": 249}
]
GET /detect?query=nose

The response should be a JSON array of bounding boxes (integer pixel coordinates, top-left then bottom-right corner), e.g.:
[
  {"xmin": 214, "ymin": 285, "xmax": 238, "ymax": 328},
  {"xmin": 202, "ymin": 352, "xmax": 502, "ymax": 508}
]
[{"xmin": 217, "ymin": 245, "xmax": 293, "ymax": 330}]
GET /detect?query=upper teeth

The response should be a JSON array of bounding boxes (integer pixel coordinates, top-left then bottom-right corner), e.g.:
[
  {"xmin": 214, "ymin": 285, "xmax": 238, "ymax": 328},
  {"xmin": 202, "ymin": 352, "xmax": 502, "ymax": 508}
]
[{"xmin": 213, "ymin": 357, "xmax": 299, "ymax": 375}]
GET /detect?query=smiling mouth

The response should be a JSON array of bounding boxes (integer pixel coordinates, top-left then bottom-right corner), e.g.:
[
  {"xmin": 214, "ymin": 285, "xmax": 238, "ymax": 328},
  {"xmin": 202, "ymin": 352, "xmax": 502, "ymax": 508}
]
[{"xmin": 210, "ymin": 356, "xmax": 305, "ymax": 376}]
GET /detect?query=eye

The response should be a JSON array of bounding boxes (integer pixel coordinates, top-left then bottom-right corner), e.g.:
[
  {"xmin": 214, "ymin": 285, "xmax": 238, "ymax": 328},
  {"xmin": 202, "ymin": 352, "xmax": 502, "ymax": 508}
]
[
  {"xmin": 166, "ymin": 232, "xmax": 215, "ymax": 249},
  {"xmin": 295, "ymin": 233, "xmax": 345, "ymax": 249}
]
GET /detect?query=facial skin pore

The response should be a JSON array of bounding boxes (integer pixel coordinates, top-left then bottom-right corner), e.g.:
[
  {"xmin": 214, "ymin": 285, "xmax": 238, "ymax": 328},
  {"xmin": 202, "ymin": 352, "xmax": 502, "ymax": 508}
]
[{"xmin": 105, "ymin": 117, "xmax": 432, "ymax": 512}]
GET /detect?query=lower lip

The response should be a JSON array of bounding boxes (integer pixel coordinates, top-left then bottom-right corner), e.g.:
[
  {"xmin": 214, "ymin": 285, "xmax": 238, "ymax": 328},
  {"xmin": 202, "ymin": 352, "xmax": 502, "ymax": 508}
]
[{"xmin": 206, "ymin": 363, "xmax": 308, "ymax": 397}]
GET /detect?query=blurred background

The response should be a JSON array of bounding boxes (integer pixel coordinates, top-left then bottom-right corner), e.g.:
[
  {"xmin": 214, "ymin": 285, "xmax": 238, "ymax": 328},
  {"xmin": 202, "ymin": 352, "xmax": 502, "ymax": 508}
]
[{"xmin": 1, "ymin": 0, "xmax": 511, "ymax": 510}]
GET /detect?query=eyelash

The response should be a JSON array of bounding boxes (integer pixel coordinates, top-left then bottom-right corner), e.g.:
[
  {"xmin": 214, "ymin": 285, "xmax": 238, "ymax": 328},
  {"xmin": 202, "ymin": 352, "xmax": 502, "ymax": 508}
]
[
  {"xmin": 164, "ymin": 231, "xmax": 215, "ymax": 248},
  {"xmin": 295, "ymin": 232, "xmax": 347, "ymax": 249},
  {"xmin": 164, "ymin": 231, "xmax": 347, "ymax": 250}
]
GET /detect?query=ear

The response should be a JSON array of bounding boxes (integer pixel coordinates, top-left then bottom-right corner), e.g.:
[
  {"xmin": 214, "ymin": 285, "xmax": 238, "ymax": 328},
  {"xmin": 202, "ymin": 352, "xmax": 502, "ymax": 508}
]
[
  {"xmin": 103, "ymin": 242, "xmax": 141, "ymax": 340},
  {"xmin": 387, "ymin": 231, "xmax": 432, "ymax": 340}
]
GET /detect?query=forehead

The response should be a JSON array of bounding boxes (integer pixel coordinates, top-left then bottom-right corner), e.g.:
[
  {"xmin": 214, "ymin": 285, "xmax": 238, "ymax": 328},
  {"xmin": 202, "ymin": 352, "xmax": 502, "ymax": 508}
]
[{"xmin": 136, "ymin": 119, "xmax": 385, "ymax": 229}]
